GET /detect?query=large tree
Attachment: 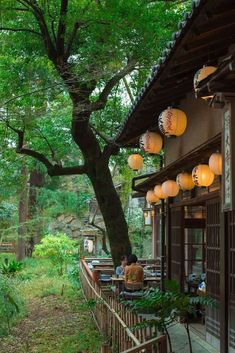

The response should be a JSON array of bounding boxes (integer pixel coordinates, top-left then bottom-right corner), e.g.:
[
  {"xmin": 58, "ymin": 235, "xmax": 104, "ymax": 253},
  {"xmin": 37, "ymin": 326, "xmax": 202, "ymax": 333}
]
[{"xmin": 0, "ymin": 0, "xmax": 189, "ymax": 264}]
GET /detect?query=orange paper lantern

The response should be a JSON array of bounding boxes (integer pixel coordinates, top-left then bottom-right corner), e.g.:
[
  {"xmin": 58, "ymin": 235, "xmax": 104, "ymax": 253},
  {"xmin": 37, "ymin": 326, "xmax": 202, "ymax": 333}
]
[
  {"xmin": 146, "ymin": 190, "xmax": 160, "ymax": 204},
  {"xmin": 192, "ymin": 164, "xmax": 214, "ymax": 187},
  {"xmin": 127, "ymin": 154, "xmax": 143, "ymax": 171},
  {"xmin": 154, "ymin": 184, "xmax": 168, "ymax": 199},
  {"xmin": 162, "ymin": 180, "xmax": 179, "ymax": 197},
  {"xmin": 158, "ymin": 108, "xmax": 187, "ymax": 137},
  {"xmin": 209, "ymin": 153, "xmax": 222, "ymax": 176},
  {"xmin": 176, "ymin": 173, "xmax": 195, "ymax": 191},
  {"xmin": 194, "ymin": 66, "xmax": 217, "ymax": 100},
  {"xmin": 139, "ymin": 131, "xmax": 163, "ymax": 154}
]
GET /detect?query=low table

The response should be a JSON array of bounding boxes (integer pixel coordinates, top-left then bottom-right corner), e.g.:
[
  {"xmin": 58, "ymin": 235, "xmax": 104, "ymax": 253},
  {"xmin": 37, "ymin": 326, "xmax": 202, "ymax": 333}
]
[{"xmin": 111, "ymin": 276, "xmax": 161, "ymax": 291}]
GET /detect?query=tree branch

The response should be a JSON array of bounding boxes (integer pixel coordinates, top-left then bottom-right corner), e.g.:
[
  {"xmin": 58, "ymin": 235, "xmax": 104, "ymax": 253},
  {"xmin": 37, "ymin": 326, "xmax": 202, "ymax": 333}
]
[
  {"xmin": 93, "ymin": 59, "xmax": 137, "ymax": 110},
  {"xmin": 65, "ymin": 21, "xmax": 81, "ymax": 59},
  {"xmin": 0, "ymin": 27, "xmax": 42, "ymax": 36},
  {"xmin": 101, "ymin": 143, "xmax": 120, "ymax": 162},
  {"xmin": 56, "ymin": 0, "xmax": 69, "ymax": 56},
  {"xmin": 35, "ymin": 128, "xmax": 57, "ymax": 161},
  {"xmin": 48, "ymin": 165, "xmax": 86, "ymax": 176},
  {"xmin": 123, "ymin": 77, "xmax": 134, "ymax": 103},
  {"xmin": 46, "ymin": 1, "xmax": 57, "ymax": 44},
  {"xmin": 6, "ymin": 122, "xmax": 86, "ymax": 177},
  {"xmin": 3, "ymin": 83, "xmax": 62, "ymax": 106},
  {"xmin": 89, "ymin": 123, "xmax": 111, "ymax": 144},
  {"xmin": 19, "ymin": 0, "xmax": 56, "ymax": 60},
  {"xmin": 11, "ymin": 126, "xmax": 53, "ymax": 169}
]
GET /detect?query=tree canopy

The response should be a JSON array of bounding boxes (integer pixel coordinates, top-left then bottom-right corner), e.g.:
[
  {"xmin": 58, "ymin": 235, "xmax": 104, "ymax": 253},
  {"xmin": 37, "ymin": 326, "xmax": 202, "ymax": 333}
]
[{"xmin": 0, "ymin": 0, "xmax": 191, "ymax": 263}]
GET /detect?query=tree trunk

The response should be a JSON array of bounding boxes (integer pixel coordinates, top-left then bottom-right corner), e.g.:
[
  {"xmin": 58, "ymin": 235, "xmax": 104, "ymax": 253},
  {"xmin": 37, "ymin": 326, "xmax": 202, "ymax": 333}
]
[
  {"xmin": 17, "ymin": 165, "xmax": 28, "ymax": 261},
  {"xmin": 26, "ymin": 170, "xmax": 44, "ymax": 256},
  {"xmin": 70, "ymin": 115, "xmax": 132, "ymax": 266},
  {"xmin": 88, "ymin": 162, "xmax": 132, "ymax": 267}
]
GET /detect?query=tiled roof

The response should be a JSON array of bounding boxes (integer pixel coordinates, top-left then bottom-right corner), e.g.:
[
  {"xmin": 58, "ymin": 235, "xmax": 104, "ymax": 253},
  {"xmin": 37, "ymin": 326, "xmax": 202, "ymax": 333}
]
[{"xmin": 113, "ymin": 0, "xmax": 210, "ymax": 145}]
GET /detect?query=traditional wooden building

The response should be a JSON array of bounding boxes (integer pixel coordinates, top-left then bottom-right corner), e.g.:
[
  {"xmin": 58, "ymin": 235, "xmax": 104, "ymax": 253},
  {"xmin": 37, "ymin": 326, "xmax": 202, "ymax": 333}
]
[{"xmin": 114, "ymin": 1, "xmax": 235, "ymax": 352}]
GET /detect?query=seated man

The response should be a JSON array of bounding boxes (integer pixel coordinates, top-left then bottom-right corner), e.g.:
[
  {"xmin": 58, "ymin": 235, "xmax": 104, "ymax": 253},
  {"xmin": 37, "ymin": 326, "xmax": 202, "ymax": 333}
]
[{"xmin": 124, "ymin": 254, "xmax": 144, "ymax": 291}]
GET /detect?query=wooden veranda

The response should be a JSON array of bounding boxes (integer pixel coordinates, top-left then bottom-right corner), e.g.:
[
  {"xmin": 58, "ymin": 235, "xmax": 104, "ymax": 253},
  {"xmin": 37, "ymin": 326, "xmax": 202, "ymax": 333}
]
[{"xmin": 80, "ymin": 259, "xmax": 167, "ymax": 353}]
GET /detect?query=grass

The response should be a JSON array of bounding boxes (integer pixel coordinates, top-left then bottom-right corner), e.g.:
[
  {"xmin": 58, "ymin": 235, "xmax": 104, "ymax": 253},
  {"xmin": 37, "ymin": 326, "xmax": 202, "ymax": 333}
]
[{"xmin": 0, "ymin": 255, "xmax": 102, "ymax": 353}]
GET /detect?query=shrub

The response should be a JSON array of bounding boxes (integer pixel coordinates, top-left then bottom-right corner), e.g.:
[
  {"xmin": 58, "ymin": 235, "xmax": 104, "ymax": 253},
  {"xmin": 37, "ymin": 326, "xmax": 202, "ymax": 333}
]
[
  {"xmin": 33, "ymin": 233, "xmax": 78, "ymax": 275},
  {"xmin": 0, "ymin": 276, "xmax": 23, "ymax": 336},
  {"xmin": 0, "ymin": 258, "xmax": 23, "ymax": 276}
]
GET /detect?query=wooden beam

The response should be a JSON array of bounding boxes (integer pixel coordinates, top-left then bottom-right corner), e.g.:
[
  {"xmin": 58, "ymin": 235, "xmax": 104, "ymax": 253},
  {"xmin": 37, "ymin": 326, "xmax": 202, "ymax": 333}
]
[
  {"xmin": 135, "ymin": 134, "xmax": 221, "ymax": 192},
  {"xmin": 194, "ymin": 10, "xmax": 235, "ymax": 36},
  {"xmin": 185, "ymin": 26, "xmax": 235, "ymax": 52},
  {"xmin": 174, "ymin": 45, "xmax": 228, "ymax": 67}
]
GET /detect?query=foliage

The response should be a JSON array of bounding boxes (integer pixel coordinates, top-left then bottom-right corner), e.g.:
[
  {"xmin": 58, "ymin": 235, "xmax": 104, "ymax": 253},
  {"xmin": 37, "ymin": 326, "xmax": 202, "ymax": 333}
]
[
  {"xmin": 0, "ymin": 258, "xmax": 23, "ymax": 276},
  {"xmin": 126, "ymin": 205, "xmax": 152, "ymax": 258},
  {"xmin": 37, "ymin": 182, "xmax": 91, "ymax": 217},
  {"xmin": 0, "ymin": 0, "xmax": 191, "ymax": 261},
  {"xmin": 0, "ymin": 276, "xmax": 23, "ymax": 336},
  {"xmin": 0, "ymin": 257, "xmax": 102, "ymax": 352},
  {"xmin": 33, "ymin": 233, "xmax": 78, "ymax": 275}
]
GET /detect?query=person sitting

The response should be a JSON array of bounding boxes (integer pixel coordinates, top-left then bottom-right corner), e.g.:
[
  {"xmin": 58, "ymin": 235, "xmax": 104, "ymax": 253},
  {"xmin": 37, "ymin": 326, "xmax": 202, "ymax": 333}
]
[
  {"xmin": 124, "ymin": 254, "xmax": 144, "ymax": 291},
  {"xmin": 115, "ymin": 255, "xmax": 127, "ymax": 277}
]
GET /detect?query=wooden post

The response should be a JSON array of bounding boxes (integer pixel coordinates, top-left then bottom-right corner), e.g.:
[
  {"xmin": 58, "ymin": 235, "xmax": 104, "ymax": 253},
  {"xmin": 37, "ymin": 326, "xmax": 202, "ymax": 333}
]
[
  {"xmin": 160, "ymin": 199, "xmax": 166, "ymax": 291},
  {"xmin": 220, "ymin": 211, "xmax": 228, "ymax": 353},
  {"xmin": 166, "ymin": 199, "xmax": 171, "ymax": 280},
  {"xmin": 152, "ymin": 205, "xmax": 158, "ymax": 259}
]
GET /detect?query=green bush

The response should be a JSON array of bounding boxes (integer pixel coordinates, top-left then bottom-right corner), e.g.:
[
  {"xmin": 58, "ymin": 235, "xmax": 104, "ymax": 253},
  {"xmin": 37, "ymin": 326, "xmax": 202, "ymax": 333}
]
[
  {"xmin": 0, "ymin": 258, "xmax": 23, "ymax": 276},
  {"xmin": 33, "ymin": 233, "xmax": 78, "ymax": 275},
  {"xmin": 0, "ymin": 276, "xmax": 24, "ymax": 336}
]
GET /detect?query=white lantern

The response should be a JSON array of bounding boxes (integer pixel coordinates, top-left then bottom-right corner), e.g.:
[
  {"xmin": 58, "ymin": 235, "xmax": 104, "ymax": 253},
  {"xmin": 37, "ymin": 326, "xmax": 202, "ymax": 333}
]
[
  {"xmin": 127, "ymin": 154, "xmax": 143, "ymax": 171},
  {"xmin": 139, "ymin": 131, "xmax": 163, "ymax": 154},
  {"xmin": 192, "ymin": 164, "xmax": 214, "ymax": 187},
  {"xmin": 194, "ymin": 66, "xmax": 217, "ymax": 100},
  {"xmin": 158, "ymin": 108, "xmax": 187, "ymax": 137},
  {"xmin": 146, "ymin": 190, "xmax": 159, "ymax": 204},
  {"xmin": 176, "ymin": 173, "xmax": 195, "ymax": 191},
  {"xmin": 154, "ymin": 184, "xmax": 168, "ymax": 199},
  {"xmin": 162, "ymin": 180, "xmax": 179, "ymax": 197},
  {"xmin": 209, "ymin": 153, "xmax": 222, "ymax": 176}
]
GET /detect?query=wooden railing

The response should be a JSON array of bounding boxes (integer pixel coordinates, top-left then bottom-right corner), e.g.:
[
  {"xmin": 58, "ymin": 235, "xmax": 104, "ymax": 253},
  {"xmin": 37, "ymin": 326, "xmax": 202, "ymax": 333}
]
[{"xmin": 80, "ymin": 259, "xmax": 167, "ymax": 353}]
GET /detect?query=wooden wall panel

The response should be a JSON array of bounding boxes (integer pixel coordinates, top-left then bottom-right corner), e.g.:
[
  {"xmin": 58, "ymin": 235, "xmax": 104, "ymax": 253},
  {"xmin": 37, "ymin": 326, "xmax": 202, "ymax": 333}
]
[
  {"xmin": 227, "ymin": 211, "xmax": 235, "ymax": 352},
  {"xmin": 206, "ymin": 198, "xmax": 221, "ymax": 345},
  {"xmin": 206, "ymin": 199, "xmax": 220, "ymax": 299},
  {"xmin": 170, "ymin": 207, "xmax": 184, "ymax": 289}
]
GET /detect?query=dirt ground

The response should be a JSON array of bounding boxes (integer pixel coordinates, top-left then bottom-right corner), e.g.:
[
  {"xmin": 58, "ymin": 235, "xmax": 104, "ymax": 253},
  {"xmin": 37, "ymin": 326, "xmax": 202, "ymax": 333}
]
[{"xmin": 0, "ymin": 294, "xmax": 101, "ymax": 353}]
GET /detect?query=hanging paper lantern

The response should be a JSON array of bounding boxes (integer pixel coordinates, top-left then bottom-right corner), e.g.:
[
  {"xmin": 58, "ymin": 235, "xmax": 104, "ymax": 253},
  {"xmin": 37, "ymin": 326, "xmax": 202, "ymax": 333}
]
[
  {"xmin": 127, "ymin": 154, "xmax": 143, "ymax": 171},
  {"xmin": 139, "ymin": 131, "xmax": 163, "ymax": 154},
  {"xmin": 146, "ymin": 190, "xmax": 159, "ymax": 204},
  {"xmin": 194, "ymin": 66, "xmax": 217, "ymax": 100},
  {"xmin": 209, "ymin": 153, "xmax": 222, "ymax": 176},
  {"xmin": 162, "ymin": 180, "xmax": 179, "ymax": 197},
  {"xmin": 194, "ymin": 66, "xmax": 217, "ymax": 89},
  {"xmin": 192, "ymin": 164, "xmax": 214, "ymax": 187},
  {"xmin": 176, "ymin": 172, "xmax": 195, "ymax": 191},
  {"xmin": 158, "ymin": 108, "xmax": 187, "ymax": 137},
  {"xmin": 154, "ymin": 184, "xmax": 168, "ymax": 199}
]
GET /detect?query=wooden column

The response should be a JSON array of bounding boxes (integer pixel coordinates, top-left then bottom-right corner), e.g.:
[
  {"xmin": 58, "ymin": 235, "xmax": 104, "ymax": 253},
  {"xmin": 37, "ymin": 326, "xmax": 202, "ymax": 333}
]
[
  {"xmin": 166, "ymin": 199, "xmax": 171, "ymax": 280},
  {"xmin": 152, "ymin": 205, "xmax": 158, "ymax": 259},
  {"xmin": 219, "ymin": 97, "xmax": 235, "ymax": 353},
  {"xmin": 160, "ymin": 200, "xmax": 166, "ymax": 291},
  {"xmin": 220, "ymin": 211, "xmax": 228, "ymax": 353}
]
